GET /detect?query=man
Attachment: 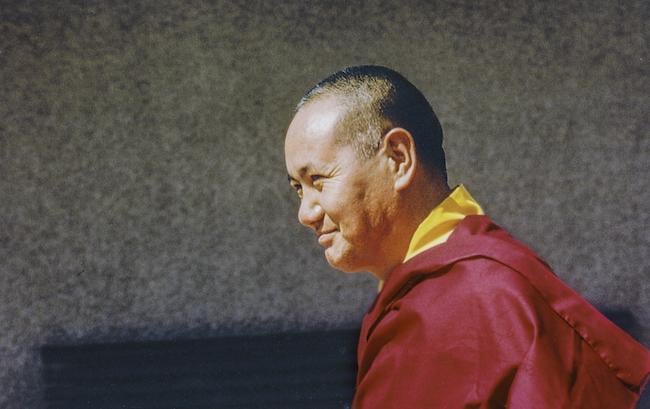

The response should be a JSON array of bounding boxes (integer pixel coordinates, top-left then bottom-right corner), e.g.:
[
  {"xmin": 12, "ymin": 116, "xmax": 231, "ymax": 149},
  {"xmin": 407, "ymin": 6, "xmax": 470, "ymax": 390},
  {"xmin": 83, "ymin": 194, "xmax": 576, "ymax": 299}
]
[{"xmin": 284, "ymin": 65, "xmax": 650, "ymax": 408}]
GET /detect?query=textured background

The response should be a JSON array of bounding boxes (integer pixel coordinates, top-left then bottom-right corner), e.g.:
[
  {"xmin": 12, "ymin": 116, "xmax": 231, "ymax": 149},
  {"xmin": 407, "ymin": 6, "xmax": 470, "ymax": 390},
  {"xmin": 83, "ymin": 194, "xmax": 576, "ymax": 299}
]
[{"xmin": 1, "ymin": 1, "xmax": 648, "ymax": 407}]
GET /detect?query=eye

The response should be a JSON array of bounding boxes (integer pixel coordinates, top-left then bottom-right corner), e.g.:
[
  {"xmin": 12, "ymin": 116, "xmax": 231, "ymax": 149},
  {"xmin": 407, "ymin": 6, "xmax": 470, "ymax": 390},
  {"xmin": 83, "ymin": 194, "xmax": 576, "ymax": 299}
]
[
  {"xmin": 310, "ymin": 174, "xmax": 324, "ymax": 189},
  {"xmin": 290, "ymin": 182, "xmax": 303, "ymax": 198}
]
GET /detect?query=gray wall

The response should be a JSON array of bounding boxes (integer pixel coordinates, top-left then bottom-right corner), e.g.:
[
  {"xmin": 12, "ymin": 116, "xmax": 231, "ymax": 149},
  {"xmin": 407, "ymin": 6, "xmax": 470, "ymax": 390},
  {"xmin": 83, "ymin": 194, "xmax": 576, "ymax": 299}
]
[{"xmin": 1, "ymin": 1, "xmax": 648, "ymax": 407}]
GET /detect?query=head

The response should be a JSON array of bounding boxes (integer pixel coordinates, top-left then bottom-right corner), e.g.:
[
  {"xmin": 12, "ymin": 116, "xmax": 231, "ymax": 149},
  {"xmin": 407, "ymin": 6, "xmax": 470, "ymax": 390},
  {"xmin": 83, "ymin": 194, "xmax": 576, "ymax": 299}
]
[
  {"xmin": 296, "ymin": 65, "xmax": 447, "ymax": 182},
  {"xmin": 285, "ymin": 65, "xmax": 449, "ymax": 279}
]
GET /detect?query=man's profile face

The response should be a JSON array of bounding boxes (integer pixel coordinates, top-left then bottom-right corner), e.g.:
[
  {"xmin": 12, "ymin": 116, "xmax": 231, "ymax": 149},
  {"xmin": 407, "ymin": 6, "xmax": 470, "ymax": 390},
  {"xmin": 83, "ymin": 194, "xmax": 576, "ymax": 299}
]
[{"xmin": 284, "ymin": 96, "xmax": 395, "ymax": 274}]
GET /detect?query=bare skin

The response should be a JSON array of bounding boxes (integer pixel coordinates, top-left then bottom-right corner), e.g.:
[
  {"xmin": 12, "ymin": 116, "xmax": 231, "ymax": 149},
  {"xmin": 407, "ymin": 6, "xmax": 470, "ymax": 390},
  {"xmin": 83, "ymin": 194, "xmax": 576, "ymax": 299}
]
[{"xmin": 285, "ymin": 95, "xmax": 450, "ymax": 280}]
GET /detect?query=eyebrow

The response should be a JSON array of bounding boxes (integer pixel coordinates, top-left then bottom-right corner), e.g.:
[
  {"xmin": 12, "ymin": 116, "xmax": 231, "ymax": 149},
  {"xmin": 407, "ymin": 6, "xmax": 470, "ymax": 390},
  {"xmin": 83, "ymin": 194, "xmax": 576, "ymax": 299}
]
[{"xmin": 287, "ymin": 164, "xmax": 313, "ymax": 182}]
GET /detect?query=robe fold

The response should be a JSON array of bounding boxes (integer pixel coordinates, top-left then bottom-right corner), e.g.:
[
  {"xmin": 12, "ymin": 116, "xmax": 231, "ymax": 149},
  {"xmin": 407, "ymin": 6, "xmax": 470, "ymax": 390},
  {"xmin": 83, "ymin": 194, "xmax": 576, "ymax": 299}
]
[{"xmin": 353, "ymin": 215, "xmax": 650, "ymax": 408}]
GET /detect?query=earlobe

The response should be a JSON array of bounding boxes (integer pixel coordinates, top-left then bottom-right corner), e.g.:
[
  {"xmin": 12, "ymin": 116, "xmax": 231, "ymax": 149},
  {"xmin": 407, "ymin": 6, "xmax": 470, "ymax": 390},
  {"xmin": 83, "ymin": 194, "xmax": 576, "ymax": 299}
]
[{"xmin": 382, "ymin": 128, "xmax": 417, "ymax": 191}]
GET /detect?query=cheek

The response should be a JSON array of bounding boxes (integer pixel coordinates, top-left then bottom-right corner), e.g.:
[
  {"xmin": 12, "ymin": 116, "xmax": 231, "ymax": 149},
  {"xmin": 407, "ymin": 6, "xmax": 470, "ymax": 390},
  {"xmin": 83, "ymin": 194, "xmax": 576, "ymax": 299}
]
[
  {"xmin": 320, "ymin": 187, "xmax": 349, "ymax": 221},
  {"xmin": 335, "ymin": 204, "xmax": 376, "ymax": 239},
  {"xmin": 324, "ymin": 181, "xmax": 378, "ymax": 233}
]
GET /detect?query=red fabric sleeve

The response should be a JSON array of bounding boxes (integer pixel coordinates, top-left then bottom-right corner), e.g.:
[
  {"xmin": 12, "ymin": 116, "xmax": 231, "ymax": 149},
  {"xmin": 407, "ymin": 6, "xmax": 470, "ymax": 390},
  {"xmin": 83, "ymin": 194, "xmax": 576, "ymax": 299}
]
[
  {"xmin": 354, "ymin": 260, "xmax": 537, "ymax": 408},
  {"xmin": 354, "ymin": 259, "xmax": 642, "ymax": 408}
]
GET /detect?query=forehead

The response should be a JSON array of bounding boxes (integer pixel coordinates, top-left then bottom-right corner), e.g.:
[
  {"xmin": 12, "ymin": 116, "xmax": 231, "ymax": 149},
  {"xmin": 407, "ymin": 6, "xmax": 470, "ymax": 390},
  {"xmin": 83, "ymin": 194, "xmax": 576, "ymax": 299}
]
[
  {"xmin": 284, "ymin": 97, "xmax": 348, "ymax": 171},
  {"xmin": 286, "ymin": 96, "xmax": 345, "ymax": 145}
]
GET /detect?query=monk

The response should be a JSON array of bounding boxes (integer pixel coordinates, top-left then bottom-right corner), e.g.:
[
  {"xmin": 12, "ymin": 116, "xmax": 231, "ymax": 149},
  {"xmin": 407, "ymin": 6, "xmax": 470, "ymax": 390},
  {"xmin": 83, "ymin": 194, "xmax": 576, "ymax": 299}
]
[{"xmin": 284, "ymin": 65, "xmax": 650, "ymax": 408}]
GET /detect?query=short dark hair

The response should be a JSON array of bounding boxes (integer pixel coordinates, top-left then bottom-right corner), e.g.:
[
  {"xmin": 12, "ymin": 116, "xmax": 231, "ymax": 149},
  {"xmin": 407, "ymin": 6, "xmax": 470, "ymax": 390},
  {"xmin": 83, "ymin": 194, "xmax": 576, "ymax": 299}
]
[{"xmin": 297, "ymin": 65, "xmax": 447, "ymax": 182}]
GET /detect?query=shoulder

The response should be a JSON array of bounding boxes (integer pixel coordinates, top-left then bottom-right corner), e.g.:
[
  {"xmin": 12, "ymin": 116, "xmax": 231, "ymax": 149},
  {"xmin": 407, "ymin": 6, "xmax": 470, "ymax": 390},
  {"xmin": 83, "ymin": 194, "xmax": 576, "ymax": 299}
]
[
  {"xmin": 383, "ymin": 257, "xmax": 549, "ymax": 355},
  {"xmin": 357, "ymin": 257, "xmax": 544, "ymax": 405},
  {"xmin": 397, "ymin": 256, "xmax": 544, "ymax": 316},
  {"xmin": 382, "ymin": 214, "xmax": 554, "ymax": 319}
]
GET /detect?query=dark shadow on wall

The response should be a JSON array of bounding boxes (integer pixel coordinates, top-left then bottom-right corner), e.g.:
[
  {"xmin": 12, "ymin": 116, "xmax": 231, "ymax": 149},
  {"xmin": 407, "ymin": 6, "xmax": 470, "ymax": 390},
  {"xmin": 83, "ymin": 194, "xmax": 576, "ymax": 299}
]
[
  {"xmin": 596, "ymin": 307, "xmax": 650, "ymax": 409},
  {"xmin": 597, "ymin": 306, "xmax": 644, "ymax": 345},
  {"xmin": 41, "ymin": 328, "xmax": 358, "ymax": 409}
]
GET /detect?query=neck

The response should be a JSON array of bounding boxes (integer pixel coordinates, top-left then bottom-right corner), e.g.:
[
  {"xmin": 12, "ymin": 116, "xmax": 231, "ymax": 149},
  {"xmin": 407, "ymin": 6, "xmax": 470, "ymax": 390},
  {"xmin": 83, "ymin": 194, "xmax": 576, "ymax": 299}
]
[{"xmin": 370, "ymin": 176, "xmax": 450, "ymax": 281}]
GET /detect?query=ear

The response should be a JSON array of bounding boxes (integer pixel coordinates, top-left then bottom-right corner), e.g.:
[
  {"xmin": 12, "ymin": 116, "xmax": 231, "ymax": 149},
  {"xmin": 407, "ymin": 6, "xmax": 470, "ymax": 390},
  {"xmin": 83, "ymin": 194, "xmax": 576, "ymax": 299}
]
[{"xmin": 381, "ymin": 127, "xmax": 417, "ymax": 191}]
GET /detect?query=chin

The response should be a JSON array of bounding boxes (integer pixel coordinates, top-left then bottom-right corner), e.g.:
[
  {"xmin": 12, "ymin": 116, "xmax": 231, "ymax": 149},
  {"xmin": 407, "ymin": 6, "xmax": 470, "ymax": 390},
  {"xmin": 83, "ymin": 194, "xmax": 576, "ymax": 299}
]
[
  {"xmin": 325, "ymin": 249, "xmax": 366, "ymax": 273},
  {"xmin": 329, "ymin": 262, "xmax": 363, "ymax": 274}
]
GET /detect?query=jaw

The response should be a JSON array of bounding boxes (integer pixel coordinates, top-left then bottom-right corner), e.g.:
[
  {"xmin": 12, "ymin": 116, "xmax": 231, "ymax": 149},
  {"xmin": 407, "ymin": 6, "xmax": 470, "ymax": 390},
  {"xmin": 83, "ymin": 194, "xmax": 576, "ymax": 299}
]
[
  {"xmin": 320, "ymin": 219, "xmax": 404, "ymax": 279},
  {"xmin": 322, "ymin": 239, "xmax": 387, "ymax": 278},
  {"xmin": 322, "ymin": 239, "xmax": 363, "ymax": 274}
]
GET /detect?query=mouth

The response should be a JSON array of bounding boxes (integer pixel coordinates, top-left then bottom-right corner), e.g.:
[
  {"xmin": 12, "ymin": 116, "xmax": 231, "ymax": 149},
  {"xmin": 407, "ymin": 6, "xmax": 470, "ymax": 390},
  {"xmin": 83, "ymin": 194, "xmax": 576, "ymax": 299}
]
[{"xmin": 317, "ymin": 230, "xmax": 336, "ymax": 246}]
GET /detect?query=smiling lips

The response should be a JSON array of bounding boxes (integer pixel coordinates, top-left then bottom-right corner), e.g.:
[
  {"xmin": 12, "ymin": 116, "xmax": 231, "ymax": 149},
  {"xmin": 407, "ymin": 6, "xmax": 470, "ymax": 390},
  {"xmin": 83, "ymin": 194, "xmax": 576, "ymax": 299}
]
[{"xmin": 317, "ymin": 231, "xmax": 336, "ymax": 246}]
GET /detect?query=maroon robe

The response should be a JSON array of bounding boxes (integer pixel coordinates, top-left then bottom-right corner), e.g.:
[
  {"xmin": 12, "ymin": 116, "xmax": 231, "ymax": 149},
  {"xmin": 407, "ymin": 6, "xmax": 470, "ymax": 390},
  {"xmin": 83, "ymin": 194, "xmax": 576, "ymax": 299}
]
[{"xmin": 353, "ymin": 215, "xmax": 650, "ymax": 408}]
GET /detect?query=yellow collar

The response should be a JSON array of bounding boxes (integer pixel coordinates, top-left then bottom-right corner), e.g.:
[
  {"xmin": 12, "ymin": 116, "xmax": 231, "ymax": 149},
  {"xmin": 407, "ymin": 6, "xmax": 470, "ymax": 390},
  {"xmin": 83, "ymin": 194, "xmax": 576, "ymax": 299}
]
[
  {"xmin": 404, "ymin": 184, "xmax": 484, "ymax": 261},
  {"xmin": 377, "ymin": 185, "xmax": 484, "ymax": 292}
]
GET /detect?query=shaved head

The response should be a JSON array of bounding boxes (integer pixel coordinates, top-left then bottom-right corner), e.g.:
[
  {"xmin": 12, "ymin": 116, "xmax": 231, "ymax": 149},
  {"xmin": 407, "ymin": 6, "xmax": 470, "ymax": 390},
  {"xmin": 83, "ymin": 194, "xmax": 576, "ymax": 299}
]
[{"xmin": 297, "ymin": 65, "xmax": 447, "ymax": 182}]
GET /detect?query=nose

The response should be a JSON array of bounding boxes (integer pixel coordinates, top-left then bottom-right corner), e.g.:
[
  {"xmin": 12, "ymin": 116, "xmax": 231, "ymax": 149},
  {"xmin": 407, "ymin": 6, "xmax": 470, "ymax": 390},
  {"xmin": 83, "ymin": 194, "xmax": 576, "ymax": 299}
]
[{"xmin": 298, "ymin": 193, "xmax": 324, "ymax": 230}]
